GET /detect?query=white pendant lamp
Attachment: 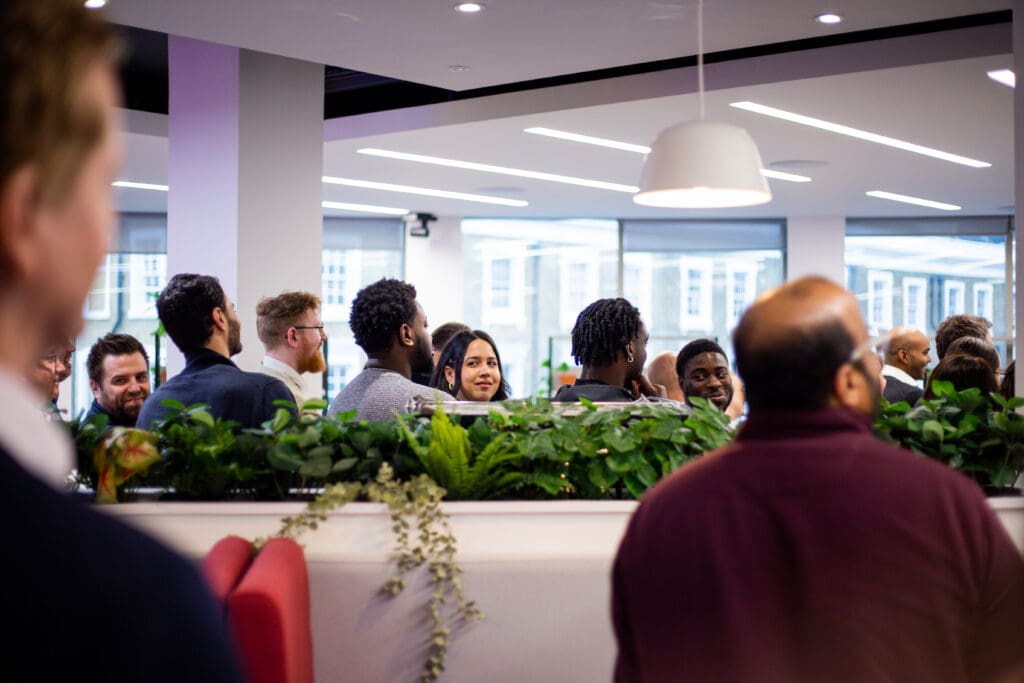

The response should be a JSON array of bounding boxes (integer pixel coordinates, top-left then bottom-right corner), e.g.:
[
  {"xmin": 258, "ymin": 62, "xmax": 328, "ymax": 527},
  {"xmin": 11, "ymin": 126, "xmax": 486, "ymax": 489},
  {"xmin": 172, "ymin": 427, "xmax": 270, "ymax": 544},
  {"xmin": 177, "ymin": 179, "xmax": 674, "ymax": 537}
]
[{"xmin": 633, "ymin": 0, "xmax": 771, "ymax": 208}]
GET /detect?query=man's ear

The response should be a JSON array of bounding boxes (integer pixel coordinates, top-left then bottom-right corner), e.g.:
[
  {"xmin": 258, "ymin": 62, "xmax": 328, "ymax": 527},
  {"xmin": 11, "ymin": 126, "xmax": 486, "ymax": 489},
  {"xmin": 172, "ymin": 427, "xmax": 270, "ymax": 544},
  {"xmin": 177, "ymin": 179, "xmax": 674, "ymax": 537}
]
[
  {"xmin": 0, "ymin": 166, "xmax": 43, "ymax": 281},
  {"xmin": 624, "ymin": 340, "xmax": 636, "ymax": 363},
  {"xmin": 90, "ymin": 379, "xmax": 102, "ymax": 400},
  {"xmin": 398, "ymin": 322, "xmax": 415, "ymax": 348},
  {"xmin": 211, "ymin": 306, "xmax": 227, "ymax": 333},
  {"xmin": 832, "ymin": 363, "xmax": 861, "ymax": 409}
]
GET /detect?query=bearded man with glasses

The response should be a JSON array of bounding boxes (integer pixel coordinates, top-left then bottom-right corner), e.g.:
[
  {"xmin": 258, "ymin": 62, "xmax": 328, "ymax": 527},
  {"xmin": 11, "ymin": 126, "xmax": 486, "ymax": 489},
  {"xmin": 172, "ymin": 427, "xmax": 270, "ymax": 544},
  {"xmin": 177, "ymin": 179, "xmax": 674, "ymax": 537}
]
[{"xmin": 256, "ymin": 290, "xmax": 328, "ymax": 415}]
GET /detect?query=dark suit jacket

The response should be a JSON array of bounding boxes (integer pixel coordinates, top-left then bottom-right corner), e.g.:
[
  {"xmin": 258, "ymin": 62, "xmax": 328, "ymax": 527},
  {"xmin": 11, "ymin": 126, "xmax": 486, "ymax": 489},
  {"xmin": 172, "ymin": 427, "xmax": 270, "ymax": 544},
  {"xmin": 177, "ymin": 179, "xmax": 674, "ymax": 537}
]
[
  {"xmin": 884, "ymin": 375, "xmax": 923, "ymax": 405},
  {"xmin": 138, "ymin": 348, "xmax": 295, "ymax": 429},
  {"xmin": 0, "ymin": 445, "xmax": 245, "ymax": 681}
]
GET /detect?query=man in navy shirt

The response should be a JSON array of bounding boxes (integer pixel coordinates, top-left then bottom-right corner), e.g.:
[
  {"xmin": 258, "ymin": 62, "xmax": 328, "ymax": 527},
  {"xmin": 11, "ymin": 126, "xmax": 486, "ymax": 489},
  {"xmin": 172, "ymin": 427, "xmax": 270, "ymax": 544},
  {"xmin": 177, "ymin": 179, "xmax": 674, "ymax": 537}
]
[
  {"xmin": 138, "ymin": 273, "xmax": 295, "ymax": 429},
  {"xmin": 0, "ymin": 2, "xmax": 244, "ymax": 679}
]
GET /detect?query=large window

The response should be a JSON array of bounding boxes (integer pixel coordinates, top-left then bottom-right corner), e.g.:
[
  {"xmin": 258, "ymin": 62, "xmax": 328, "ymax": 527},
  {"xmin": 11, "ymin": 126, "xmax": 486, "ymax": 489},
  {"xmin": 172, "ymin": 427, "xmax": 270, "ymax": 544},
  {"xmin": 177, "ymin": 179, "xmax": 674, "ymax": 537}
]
[
  {"xmin": 845, "ymin": 217, "xmax": 1013, "ymax": 364},
  {"xmin": 462, "ymin": 219, "xmax": 784, "ymax": 397},
  {"xmin": 322, "ymin": 218, "xmax": 404, "ymax": 396},
  {"xmin": 69, "ymin": 214, "xmax": 170, "ymax": 419},
  {"xmin": 622, "ymin": 220, "xmax": 786, "ymax": 369},
  {"xmin": 463, "ymin": 219, "xmax": 619, "ymax": 397}
]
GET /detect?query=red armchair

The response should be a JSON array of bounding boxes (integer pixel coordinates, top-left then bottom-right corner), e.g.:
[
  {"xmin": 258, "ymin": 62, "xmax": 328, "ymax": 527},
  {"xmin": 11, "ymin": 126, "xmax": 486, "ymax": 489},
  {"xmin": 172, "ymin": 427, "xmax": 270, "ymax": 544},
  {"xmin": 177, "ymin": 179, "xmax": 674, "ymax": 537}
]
[{"xmin": 226, "ymin": 537, "xmax": 314, "ymax": 683}]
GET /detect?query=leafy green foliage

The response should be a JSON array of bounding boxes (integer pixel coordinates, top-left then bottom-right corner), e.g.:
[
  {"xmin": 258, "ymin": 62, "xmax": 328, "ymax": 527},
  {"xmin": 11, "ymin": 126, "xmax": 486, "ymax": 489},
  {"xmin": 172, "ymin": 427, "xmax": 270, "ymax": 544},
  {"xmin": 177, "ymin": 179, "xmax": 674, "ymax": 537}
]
[
  {"xmin": 875, "ymin": 380, "xmax": 1024, "ymax": 490},
  {"xmin": 398, "ymin": 409, "xmax": 525, "ymax": 500}
]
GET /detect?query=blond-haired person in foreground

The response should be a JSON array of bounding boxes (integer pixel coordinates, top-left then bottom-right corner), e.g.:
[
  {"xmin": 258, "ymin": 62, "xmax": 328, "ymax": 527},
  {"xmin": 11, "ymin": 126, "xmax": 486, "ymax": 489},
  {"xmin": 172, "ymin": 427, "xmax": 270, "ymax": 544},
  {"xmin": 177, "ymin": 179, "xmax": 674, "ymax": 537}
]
[{"xmin": 0, "ymin": 2, "xmax": 242, "ymax": 680}]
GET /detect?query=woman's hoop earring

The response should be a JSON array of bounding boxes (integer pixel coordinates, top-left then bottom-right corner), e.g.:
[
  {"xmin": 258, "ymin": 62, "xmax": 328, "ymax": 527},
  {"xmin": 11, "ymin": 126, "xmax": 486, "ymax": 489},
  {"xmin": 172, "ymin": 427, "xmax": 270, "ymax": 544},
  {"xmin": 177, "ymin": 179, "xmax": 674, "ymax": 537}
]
[{"xmin": 448, "ymin": 381, "xmax": 454, "ymax": 391}]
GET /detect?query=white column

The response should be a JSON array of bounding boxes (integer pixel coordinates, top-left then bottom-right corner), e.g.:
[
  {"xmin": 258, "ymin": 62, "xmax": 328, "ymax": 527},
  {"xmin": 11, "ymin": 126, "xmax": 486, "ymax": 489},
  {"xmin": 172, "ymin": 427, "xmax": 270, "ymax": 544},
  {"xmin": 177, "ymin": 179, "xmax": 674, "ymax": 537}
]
[
  {"xmin": 404, "ymin": 215, "xmax": 465, "ymax": 327},
  {"xmin": 167, "ymin": 37, "xmax": 324, "ymax": 376},
  {"xmin": 1015, "ymin": 0, "xmax": 1024, "ymax": 397},
  {"xmin": 785, "ymin": 216, "xmax": 846, "ymax": 285}
]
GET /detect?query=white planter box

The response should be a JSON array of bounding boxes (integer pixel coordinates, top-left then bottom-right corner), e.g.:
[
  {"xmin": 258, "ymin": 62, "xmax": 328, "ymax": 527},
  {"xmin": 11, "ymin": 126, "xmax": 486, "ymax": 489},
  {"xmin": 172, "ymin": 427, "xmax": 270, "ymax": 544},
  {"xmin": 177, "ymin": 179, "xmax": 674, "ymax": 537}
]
[{"xmin": 103, "ymin": 497, "xmax": 1024, "ymax": 683}]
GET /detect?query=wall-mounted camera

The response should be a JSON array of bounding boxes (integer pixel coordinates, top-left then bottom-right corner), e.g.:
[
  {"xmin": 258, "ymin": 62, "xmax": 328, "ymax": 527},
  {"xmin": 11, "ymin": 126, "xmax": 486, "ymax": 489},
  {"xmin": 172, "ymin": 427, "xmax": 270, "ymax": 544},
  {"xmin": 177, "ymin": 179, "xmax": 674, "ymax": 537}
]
[{"xmin": 403, "ymin": 212, "xmax": 437, "ymax": 238}]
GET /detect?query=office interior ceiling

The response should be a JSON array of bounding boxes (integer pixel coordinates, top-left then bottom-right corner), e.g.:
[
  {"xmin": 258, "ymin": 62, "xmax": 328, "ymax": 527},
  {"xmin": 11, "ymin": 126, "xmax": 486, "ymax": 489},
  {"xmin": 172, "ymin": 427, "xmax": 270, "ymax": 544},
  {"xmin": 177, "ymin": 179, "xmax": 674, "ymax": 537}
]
[
  {"xmin": 107, "ymin": 0, "xmax": 1007, "ymax": 91},
  {"xmin": 108, "ymin": 2, "xmax": 1015, "ymax": 220}
]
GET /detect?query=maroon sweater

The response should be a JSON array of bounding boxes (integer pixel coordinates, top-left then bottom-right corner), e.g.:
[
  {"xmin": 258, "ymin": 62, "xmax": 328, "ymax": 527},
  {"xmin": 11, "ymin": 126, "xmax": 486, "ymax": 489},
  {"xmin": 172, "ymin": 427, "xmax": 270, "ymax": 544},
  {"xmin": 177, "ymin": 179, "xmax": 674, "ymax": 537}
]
[{"xmin": 612, "ymin": 407, "xmax": 1024, "ymax": 683}]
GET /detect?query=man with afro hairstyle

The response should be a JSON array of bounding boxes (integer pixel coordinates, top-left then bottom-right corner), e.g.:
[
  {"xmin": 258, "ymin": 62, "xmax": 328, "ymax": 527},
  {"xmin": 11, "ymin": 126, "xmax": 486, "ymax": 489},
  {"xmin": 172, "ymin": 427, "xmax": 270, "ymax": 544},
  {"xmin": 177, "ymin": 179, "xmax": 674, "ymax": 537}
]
[
  {"xmin": 554, "ymin": 298, "xmax": 663, "ymax": 403},
  {"xmin": 327, "ymin": 278, "xmax": 451, "ymax": 421}
]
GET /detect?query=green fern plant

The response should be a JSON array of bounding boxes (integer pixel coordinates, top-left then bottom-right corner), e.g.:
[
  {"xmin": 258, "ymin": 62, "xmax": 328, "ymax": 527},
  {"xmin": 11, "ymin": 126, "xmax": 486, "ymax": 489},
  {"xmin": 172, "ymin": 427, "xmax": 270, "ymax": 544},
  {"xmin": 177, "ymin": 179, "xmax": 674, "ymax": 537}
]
[{"xmin": 399, "ymin": 409, "xmax": 525, "ymax": 500}]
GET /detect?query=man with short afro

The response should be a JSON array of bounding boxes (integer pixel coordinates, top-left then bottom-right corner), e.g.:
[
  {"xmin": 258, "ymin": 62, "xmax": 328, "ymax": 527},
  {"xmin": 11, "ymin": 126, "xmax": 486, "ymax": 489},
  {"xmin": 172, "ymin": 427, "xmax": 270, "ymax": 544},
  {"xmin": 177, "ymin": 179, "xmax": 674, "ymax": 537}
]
[
  {"xmin": 327, "ymin": 278, "xmax": 452, "ymax": 421},
  {"xmin": 554, "ymin": 298, "xmax": 663, "ymax": 402}
]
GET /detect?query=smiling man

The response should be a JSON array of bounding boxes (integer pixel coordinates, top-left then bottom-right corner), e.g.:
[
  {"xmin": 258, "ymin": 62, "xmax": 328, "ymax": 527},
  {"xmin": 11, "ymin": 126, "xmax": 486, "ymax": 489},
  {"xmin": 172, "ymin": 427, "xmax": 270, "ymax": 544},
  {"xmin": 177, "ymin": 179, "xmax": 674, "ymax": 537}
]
[
  {"xmin": 82, "ymin": 333, "xmax": 151, "ymax": 427},
  {"xmin": 675, "ymin": 338, "xmax": 734, "ymax": 412}
]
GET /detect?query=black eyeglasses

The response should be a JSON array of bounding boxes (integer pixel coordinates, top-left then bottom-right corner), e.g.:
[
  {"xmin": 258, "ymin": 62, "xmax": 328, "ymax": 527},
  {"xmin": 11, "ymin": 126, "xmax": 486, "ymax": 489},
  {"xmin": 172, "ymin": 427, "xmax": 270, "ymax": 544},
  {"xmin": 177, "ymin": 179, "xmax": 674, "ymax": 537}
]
[{"xmin": 292, "ymin": 325, "xmax": 325, "ymax": 331}]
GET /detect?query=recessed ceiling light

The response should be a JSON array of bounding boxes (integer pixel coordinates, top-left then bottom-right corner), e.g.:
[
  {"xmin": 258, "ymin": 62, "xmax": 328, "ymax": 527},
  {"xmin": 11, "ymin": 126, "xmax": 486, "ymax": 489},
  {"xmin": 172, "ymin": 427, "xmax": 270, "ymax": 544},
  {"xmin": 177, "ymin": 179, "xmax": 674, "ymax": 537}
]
[
  {"xmin": 524, "ymin": 127, "xmax": 811, "ymax": 182},
  {"xmin": 322, "ymin": 176, "xmax": 528, "ymax": 207},
  {"xmin": 448, "ymin": 65, "xmax": 470, "ymax": 72},
  {"xmin": 453, "ymin": 2, "xmax": 485, "ymax": 12},
  {"xmin": 84, "ymin": 0, "xmax": 107, "ymax": 8},
  {"xmin": 815, "ymin": 13, "xmax": 843, "ymax": 25},
  {"xmin": 866, "ymin": 190, "xmax": 961, "ymax": 211},
  {"xmin": 357, "ymin": 148, "xmax": 640, "ymax": 193},
  {"xmin": 760, "ymin": 169, "xmax": 811, "ymax": 183},
  {"xmin": 112, "ymin": 180, "xmax": 168, "ymax": 191},
  {"xmin": 731, "ymin": 101, "xmax": 990, "ymax": 168},
  {"xmin": 322, "ymin": 200, "xmax": 409, "ymax": 216},
  {"xmin": 987, "ymin": 69, "xmax": 1015, "ymax": 88}
]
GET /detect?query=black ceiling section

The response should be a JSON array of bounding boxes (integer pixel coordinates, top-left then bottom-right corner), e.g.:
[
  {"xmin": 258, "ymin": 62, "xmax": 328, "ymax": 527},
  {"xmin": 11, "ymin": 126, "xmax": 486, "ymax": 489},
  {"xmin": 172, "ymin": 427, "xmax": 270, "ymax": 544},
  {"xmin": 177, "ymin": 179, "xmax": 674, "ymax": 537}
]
[{"xmin": 114, "ymin": 10, "xmax": 1010, "ymax": 120}]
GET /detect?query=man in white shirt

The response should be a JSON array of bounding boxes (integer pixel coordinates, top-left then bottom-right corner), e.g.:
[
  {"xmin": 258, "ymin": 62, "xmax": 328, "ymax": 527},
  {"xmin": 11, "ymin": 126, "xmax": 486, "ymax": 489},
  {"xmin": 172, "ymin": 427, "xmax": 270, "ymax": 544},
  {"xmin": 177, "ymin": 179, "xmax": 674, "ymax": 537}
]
[
  {"xmin": 880, "ymin": 326, "xmax": 931, "ymax": 405},
  {"xmin": 256, "ymin": 290, "xmax": 327, "ymax": 415}
]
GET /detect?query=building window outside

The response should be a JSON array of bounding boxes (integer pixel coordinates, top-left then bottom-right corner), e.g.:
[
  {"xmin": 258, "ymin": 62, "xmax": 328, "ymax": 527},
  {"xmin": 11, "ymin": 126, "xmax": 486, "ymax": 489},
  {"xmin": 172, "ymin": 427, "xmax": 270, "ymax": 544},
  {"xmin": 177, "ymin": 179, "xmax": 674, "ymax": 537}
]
[
  {"xmin": 679, "ymin": 260, "xmax": 713, "ymax": 333},
  {"xmin": 866, "ymin": 270, "xmax": 894, "ymax": 333},
  {"xmin": 559, "ymin": 253, "xmax": 601, "ymax": 330},
  {"xmin": 975, "ymin": 282, "xmax": 994, "ymax": 321},
  {"xmin": 127, "ymin": 254, "xmax": 166, "ymax": 319},
  {"xmin": 845, "ymin": 218, "xmax": 1011, "ymax": 364},
  {"xmin": 902, "ymin": 276, "xmax": 928, "ymax": 330},
  {"xmin": 944, "ymin": 280, "xmax": 966, "ymax": 318},
  {"xmin": 83, "ymin": 254, "xmax": 113, "ymax": 321},
  {"xmin": 726, "ymin": 265, "xmax": 758, "ymax": 330}
]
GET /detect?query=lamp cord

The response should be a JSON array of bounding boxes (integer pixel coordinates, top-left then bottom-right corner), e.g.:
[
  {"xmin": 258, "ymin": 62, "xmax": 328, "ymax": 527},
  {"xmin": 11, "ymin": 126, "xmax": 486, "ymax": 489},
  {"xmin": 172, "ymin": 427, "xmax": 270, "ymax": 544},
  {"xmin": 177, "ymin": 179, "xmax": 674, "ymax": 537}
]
[{"xmin": 697, "ymin": 0, "xmax": 704, "ymax": 120}]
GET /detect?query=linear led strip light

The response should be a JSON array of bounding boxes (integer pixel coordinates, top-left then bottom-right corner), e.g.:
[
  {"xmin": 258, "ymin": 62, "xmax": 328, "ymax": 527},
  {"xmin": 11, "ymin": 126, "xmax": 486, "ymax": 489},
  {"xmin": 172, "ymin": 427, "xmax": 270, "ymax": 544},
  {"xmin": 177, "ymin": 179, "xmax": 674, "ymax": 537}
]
[
  {"xmin": 730, "ymin": 101, "xmax": 990, "ymax": 168},
  {"xmin": 114, "ymin": 180, "xmax": 412, "ymax": 215},
  {"xmin": 357, "ymin": 147, "xmax": 640, "ymax": 193},
  {"xmin": 322, "ymin": 200, "xmax": 409, "ymax": 215},
  {"xmin": 866, "ymin": 190, "xmax": 960, "ymax": 211},
  {"xmin": 322, "ymin": 176, "xmax": 527, "ymax": 206},
  {"xmin": 523, "ymin": 127, "xmax": 811, "ymax": 182}
]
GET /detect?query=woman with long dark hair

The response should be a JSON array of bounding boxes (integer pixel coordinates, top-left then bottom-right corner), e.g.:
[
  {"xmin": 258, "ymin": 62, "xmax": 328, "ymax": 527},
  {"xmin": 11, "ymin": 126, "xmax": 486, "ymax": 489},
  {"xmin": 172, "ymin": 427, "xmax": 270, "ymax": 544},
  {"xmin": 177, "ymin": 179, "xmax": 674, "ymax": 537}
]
[{"xmin": 430, "ymin": 330, "xmax": 510, "ymax": 401}]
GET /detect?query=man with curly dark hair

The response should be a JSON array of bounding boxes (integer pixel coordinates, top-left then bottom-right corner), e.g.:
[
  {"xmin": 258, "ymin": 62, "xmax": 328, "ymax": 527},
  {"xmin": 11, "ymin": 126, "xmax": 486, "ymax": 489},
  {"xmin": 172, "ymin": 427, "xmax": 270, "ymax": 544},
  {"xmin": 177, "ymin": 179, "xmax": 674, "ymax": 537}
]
[
  {"xmin": 327, "ymin": 278, "xmax": 450, "ymax": 421},
  {"xmin": 554, "ymin": 298, "xmax": 663, "ymax": 402}
]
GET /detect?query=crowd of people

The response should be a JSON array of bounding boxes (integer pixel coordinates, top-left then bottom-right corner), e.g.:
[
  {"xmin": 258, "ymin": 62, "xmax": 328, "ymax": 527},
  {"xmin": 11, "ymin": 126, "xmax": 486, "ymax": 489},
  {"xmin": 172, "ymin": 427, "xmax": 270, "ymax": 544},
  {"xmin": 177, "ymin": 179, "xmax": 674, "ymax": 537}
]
[
  {"xmin": 32, "ymin": 276, "xmax": 1015, "ymax": 433},
  {"xmin": 6, "ymin": 2, "xmax": 1024, "ymax": 681}
]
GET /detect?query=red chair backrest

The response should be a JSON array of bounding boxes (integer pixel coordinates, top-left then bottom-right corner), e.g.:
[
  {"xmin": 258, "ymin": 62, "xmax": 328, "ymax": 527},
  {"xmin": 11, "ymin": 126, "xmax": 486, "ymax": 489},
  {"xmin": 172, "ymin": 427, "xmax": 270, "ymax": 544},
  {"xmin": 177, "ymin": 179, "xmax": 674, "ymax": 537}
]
[
  {"xmin": 227, "ymin": 537, "xmax": 314, "ymax": 683},
  {"xmin": 201, "ymin": 535, "xmax": 255, "ymax": 604}
]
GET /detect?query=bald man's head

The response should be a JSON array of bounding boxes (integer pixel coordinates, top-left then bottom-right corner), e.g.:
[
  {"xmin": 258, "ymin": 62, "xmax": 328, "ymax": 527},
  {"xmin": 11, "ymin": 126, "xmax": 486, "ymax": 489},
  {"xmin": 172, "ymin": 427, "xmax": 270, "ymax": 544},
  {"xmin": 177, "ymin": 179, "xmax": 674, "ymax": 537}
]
[
  {"xmin": 646, "ymin": 351, "xmax": 684, "ymax": 402},
  {"xmin": 883, "ymin": 327, "xmax": 931, "ymax": 380},
  {"xmin": 734, "ymin": 276, "xmax": 876, "ymax": 412}
]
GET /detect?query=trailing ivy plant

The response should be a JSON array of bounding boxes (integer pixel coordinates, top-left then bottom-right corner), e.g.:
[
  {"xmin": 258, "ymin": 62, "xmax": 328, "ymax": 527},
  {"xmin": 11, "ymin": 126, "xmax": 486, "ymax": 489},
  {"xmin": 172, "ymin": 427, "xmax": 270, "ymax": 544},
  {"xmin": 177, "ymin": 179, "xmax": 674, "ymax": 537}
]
[
  {"xmin": 260, "ymin": 463, "xmax": 482, "ymax": 683},
  {"xmin": 875, "ymin": 380, "xmax": 1024, "ymax": 490}
]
